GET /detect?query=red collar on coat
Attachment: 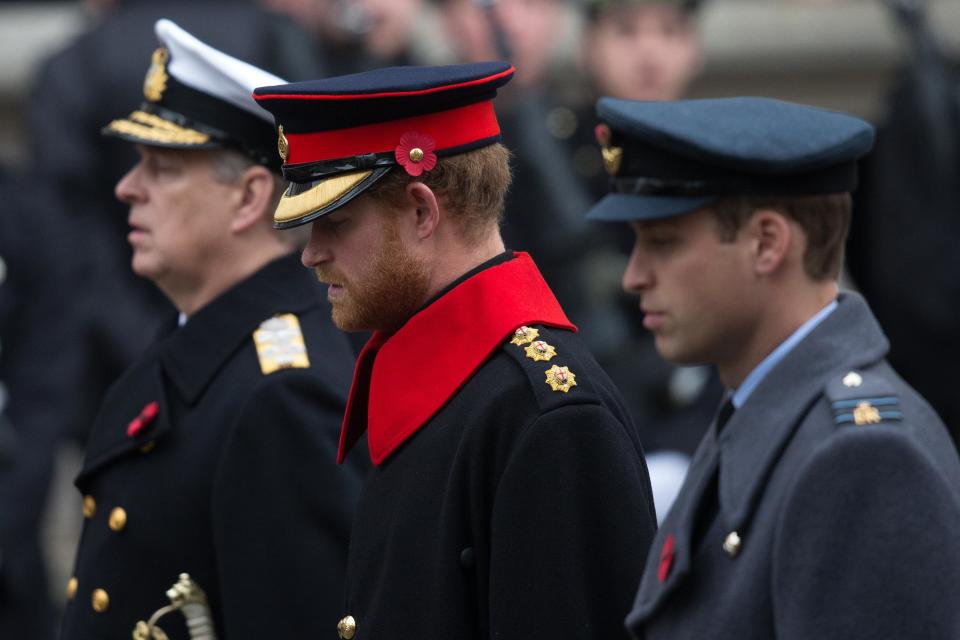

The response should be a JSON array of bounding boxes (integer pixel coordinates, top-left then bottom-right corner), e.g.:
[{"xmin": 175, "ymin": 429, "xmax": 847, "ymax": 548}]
[{"xmin": 337, "ymin": 252, "xmax": 575, "ymax": 466}]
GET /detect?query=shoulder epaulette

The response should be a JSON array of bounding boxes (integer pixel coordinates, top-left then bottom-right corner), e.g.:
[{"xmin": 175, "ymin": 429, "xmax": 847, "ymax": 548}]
[
  {"xmin": 252, "ymin": 313, "xmax": 310, "ymax": 375},
  {"xmin": 504, "ymin": 325, "xmax": 596, "ymax": 410},
  {"xmin": 826, "ymin": 370, "xmax": 902, "ymax": 427}
]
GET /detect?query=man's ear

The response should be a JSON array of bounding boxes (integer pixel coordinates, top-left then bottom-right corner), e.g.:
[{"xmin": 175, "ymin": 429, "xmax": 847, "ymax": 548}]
[
  {"xmin": 230, "ymin": 165, "xmax": 275, "ymax": 233},
  {"xmin": 405, "ymin": 181, "xmax": 441, "ymax": 240},
  {"xmin": 749, "ymin": 208, "xmax": 794, "ymax": 276}
]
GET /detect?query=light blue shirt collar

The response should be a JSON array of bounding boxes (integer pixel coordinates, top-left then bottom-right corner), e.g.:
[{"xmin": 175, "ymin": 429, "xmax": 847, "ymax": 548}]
[{"xmin": 731, "ymin": 299, "xmax": 838, "ymax": 409}]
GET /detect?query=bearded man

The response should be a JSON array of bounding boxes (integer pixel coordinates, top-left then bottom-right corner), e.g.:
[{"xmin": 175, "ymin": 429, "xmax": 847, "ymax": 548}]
[{"xmin": 254, "ymin": 62, "xmax": 657, "ymax": 640}]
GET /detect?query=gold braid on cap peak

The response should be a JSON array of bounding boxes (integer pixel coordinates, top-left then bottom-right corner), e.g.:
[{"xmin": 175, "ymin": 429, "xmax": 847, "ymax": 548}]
[
  {"xmin": 274, "ymin": 170, "xmax": 372, "ymax": 224},
  {"xmin": 106, "ymin": 110, "xmax": 210, "ymax": 145}
]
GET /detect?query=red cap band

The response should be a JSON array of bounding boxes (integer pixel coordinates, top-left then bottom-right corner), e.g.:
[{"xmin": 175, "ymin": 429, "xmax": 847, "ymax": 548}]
[{"xmin": 284, "ymin": 100, "xmax": 500, "ymax": 165}]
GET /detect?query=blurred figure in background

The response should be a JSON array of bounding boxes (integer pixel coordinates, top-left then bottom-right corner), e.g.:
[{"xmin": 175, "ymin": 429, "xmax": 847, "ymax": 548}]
[
  {"xmin": 577, "ymin": 0, "xmax": 720, "ymax": 519},
  {"xmin": 849, "ymin": 0, "xmax": 960, "ymax": 446},
  {"xmin": 0, "ymin": 170, "xmax": 76, "ymax": 639}
]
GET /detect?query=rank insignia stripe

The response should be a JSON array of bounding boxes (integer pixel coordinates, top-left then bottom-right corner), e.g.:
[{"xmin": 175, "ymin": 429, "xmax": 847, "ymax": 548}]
[
  {"xmin": 831, "ymin": 396, "xmax": 902, "ymax": 426},
  {"xmin": 253, "ymin": 313, "xmax": 310, "ymax": 375}
]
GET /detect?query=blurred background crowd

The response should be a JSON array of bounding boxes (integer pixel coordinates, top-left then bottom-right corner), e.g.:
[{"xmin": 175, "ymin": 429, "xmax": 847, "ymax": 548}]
[{"xmin": 0, "ymin": 0, "xmax": 957, "ymax": 636}]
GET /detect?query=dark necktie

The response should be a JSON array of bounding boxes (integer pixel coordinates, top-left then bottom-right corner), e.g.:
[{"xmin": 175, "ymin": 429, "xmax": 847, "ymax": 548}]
[{"xmin": 715, "ymin": 395, "xmax": 735, "ymax": 433}]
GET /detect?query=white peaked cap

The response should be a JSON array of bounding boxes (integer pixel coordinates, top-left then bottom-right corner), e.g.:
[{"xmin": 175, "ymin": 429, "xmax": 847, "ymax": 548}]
[{"xmin": 156, "ymin": 19, "xmax": 286, "ymax": 123}]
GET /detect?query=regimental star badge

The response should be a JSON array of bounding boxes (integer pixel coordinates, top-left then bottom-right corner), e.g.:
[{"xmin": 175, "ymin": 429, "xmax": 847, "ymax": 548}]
[
  {"xmin": 524, "ymin": 340, "xmax": 557, "ymax": 362},
  {"xmin": 143, "ymin": 47, "xmax": 169, "ymax": 102},
  {"xmin": 510, "ymin": 326, "xmax": 539, "ymax": 346},
  {"xmin": 853, "ymin": 401, "xmax": 881, "ymax": 425},
  {"xmin": 545, "ymin": 365, "xmax": 577, "ymax": 393},
  {"xmin": 277, "ymin": 125, "xmax": 289, "ymax": 163}
]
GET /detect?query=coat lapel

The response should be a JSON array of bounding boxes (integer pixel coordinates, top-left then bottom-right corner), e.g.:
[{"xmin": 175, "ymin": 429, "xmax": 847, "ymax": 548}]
[
  {"xmin": 76, "ymin": 253, "xmax": 321, "ymax": 486},
  {"xmin": 717, "ymin": 292, "xmax": 889, "ymax": 534},
  {"xmin": 630, "ymin": 418, "xmax": 721, "ymax": 620},
  {"xmin": 76, "ymin": 355, "xmax": 173, "ymax": 488}
]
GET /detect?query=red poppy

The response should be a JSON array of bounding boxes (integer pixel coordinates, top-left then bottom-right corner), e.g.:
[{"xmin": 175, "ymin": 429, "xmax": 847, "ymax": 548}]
[
  {"xmin": 127, "ymin": 400, "xmax": 160, "ymax": 437},
  {"xmin": 595, "ymin": 123, "xmax": 612, "ymax": 146},
  {"xmin": 395, "ymin": 131, "xmax": 437, "ymax": 176},
  {"xmin": 658, "ymin": 533, "xmax": 675, "ymax": 582}
]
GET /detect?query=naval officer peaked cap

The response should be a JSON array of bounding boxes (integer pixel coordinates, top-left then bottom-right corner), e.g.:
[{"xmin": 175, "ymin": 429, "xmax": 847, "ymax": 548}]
[
  {"xmin": 253, "ymin": 61, "xmax": 515, "ymax": 229},
  {"xmin": 585, "ymin": 96, "xmax": 876, "ymax": 222},
  {"xmin": 103, "ymin": 19, "xmax": 286, "ymax": 170}
]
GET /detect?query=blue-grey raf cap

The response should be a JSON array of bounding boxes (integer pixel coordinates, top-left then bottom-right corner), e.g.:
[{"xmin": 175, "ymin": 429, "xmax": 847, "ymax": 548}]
[{"xmin": 585, "ymin": 96, "xmax": 876, "ymax": 222}]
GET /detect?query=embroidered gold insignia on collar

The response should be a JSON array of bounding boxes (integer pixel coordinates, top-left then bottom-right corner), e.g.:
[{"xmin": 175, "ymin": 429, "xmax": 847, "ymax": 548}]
[
  {"xmin": 143, "ymin": 47, "xmax": 170, "ymax": 102},
  {"xmin": 524, "ymin": 340, "xmax": 557, "ymax": 362},
  {"xmin": 252, "ymin": 313, "xmax": 310, "ymax": 375},
  {"xmin": 852, "ymin": 401, "xmax": 881, "ymax": 425},
  {"xmin": 595, "ymin": 123, "xmax": 623, "ymax": 176},
  {"xmin": 277, "ymin": 125, "xmax": 289, "ymax": 163},
  {"xmin": 510, "ymin": 325, "xmax": 539, "ymax": 346},
  {"xmin": 545, "ymin": 365, "xmax": 577, "ymax": 393}
]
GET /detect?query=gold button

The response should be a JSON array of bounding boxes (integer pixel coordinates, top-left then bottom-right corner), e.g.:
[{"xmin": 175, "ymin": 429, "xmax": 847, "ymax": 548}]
[
  {"xmin": 109, "ymin": 507, "xmax": 127, "ymax": 532},
  {"xmin": 409, "ymin": 147, "xmax": 424, "ymax": 162},
  {"xmin": 140, "ymin": 441, "xmax": 156, "ymax": 454},
  {"xmin": 82, "ymin": 495, "xmax": 96, "ymax": 519},
  {"xmin": 66, "ymin": 577, "xmax": 78, "ymax": 600},
  {"xmin": 723, "ymin": 531, "xmax": 742, "ymax": 557},
  {"xmin": 337, "ymin": 615, "xmax": 357, "ymax": 639},
  {"xmin": 92, "ymin": 588, "xmax": 110, "ymax": 613}
]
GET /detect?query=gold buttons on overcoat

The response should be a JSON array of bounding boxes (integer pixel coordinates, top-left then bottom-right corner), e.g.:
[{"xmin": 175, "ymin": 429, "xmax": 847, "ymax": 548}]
[
  {"xmin": 92, "ymin": 589, "xmax": 110, "ymax": 613},
  {"xmin": 82, "ymin": 495, "xmax": 96, "ymax": 518},
  {"xmin": 723, "ymin": 531, "xmax": 742, "ymax": 557},
  {"xmin": 337, "ymin": 615, "xmax": 357, "ymax": 639},
  {"xmin": 109, "ymin": 507, "xmax": 127, "ymax": 532},
  {"xmin": 66, "ymin": 577, "xmax": 78, "ymax": 600}
]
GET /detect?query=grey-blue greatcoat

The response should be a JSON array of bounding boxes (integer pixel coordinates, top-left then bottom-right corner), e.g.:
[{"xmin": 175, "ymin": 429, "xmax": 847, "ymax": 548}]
[{"xmin": 627, "ymin": 292, "xmax": 960, "ymax": 639}]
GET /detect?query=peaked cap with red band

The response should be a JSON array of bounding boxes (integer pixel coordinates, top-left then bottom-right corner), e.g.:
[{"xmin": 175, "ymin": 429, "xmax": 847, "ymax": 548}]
[{"xmin": 253, "ymin": 61, "xmax": 515, "ymax": 229}]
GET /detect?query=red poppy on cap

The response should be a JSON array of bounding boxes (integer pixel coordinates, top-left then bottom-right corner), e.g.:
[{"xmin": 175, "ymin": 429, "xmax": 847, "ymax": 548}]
[{"xmin": 395, "ymin": 131, "xmax": 437, "ymax": 176}]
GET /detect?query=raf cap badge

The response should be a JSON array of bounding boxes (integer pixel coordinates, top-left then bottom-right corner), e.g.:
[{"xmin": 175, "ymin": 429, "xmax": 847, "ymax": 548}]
[
  {"xmin": 143, "ymin": 47, "xmax": 170, "ymax": 102},
  {"xmin": 595, "ymin": 123, "xmax": 622, "ymax": 176},
  {"xmin": 545, "ymin": 365, "xmax": 577, "ymax": 393}
]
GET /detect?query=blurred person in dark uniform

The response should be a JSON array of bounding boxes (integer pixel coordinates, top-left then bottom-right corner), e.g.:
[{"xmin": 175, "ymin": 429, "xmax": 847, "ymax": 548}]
[
  {"xmin": 588, "ymin": 96, "xmax": 960, "ymax": 639},
  {"xmin": 575, "ymin": 0, "xmax": 719, "ymax": 516},
  {"xmin": 60, "ymin": 21, "xmax": 361, "ymax": 640},
  {"xmin": 848, "ymin": 0, "xmax": 960, "ymax": 445},
  {"xmin": 0, "ymin": 170, "xmax": 78, "ymax": 639},
  {"xmin": 27, "ymin": 0, "xmax": 322, "ymax": 446},
  {"xmin": 254, "ymin": 61, "xmax": 656, "ymax": 640}
]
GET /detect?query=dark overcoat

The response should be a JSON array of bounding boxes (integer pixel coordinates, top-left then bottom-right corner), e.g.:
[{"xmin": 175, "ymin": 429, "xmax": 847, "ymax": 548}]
[
  {"xmin": 336, "ymin": 252, "xmax": 657, "ymax": 640},
  {"xmin": 60, "ymin": 254, "xmax": 364, "ymax": 640},
  {"xmin": 627, "ymin": 292, "xmax": 960, "ymax": 639}
]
